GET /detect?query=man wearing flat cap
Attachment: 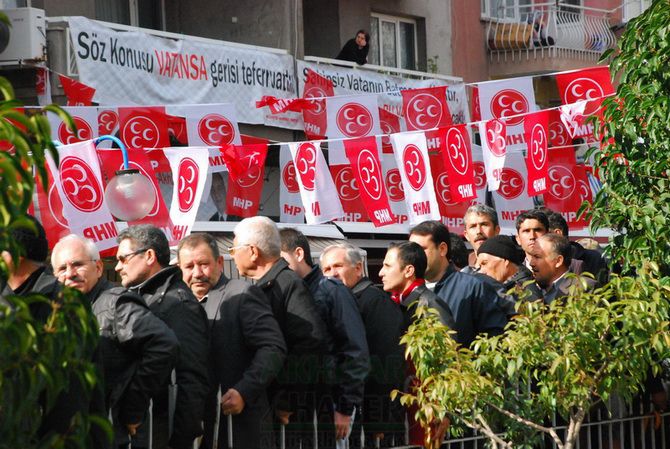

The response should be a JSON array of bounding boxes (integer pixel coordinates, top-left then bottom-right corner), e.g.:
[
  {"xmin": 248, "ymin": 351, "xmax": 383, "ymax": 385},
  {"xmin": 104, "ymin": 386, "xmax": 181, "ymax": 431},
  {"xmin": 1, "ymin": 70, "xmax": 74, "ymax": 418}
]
[{"xmin": 476, "ymin": 235, "xmax": 543, "ymax": 310}]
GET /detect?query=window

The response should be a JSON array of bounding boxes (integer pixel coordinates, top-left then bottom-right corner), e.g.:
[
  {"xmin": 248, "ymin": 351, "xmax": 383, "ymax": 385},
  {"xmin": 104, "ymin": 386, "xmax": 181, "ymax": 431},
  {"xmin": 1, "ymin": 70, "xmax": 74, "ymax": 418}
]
[
  {"xmin": 624, "ymin": 0, "xmax": 651, "ymax": 22},
  {"xmin": 369, "ymin": 13, "xmax": 417, "ymax": 70},
  {"xmin": 481, "ymin": 0, "xmax": 532, "ymax": 21},
  {"xmin": 95, "ymin": 0, "xmax": 165, "ymax": 30}
]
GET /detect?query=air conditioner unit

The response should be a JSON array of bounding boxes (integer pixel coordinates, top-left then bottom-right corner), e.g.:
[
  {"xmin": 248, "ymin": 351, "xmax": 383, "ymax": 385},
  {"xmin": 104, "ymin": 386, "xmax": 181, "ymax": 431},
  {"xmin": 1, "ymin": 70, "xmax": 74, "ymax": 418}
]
[{"xmin": 0, "ymin": 8, "xmax": 46, "ymax": 64}]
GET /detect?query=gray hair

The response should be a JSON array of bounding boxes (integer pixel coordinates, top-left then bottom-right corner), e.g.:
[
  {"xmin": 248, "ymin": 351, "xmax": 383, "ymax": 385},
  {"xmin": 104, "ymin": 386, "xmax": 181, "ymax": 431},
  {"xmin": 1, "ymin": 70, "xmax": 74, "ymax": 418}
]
[
  {"xmin": 117, "ymin": 225, "xmax": 171, "ymax": 267},
  {"xmin": 234, "ymin": 216, "xmax": 281, "ymax": 258},
  {"xmin": 320, "ymin": 242, "xmax": 362, "ymax": 266},
  {"xmin": 51, "ymin": 234, "xmax": 100, "ymax": 268},
  {"xmin": 464, "ymin": 204, "xmax": 499, "ymax": 227}
]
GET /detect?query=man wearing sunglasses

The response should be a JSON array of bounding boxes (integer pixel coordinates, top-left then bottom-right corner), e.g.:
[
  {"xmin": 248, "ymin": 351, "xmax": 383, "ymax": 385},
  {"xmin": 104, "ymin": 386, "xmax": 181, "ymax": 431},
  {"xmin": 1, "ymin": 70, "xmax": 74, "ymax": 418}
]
[
  {"xmin": 51, "ymin": 234, "xmax": 179, "ymax": 448},
  {"xmin": 116, "ymin": 225, "xmax": 210, "ymax": 449}
]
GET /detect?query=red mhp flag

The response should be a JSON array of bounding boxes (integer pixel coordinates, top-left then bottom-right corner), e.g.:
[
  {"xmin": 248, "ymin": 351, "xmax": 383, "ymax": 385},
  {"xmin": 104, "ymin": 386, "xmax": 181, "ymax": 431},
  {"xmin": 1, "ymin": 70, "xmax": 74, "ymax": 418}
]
[
  {"xmin": 402, "ymin": 86, "xmax": 452, "ymax": 131},
  {"xmin": 428, "ymin": 148, "xmax": 470, "ymax": 235},
  {"xmin": 98, "ymin": 108, "xmax": 119, "ymax": 137},
  {"xmin": 302, "ymin": 69, "xmax": 334, "ymax": 139},
  {"xmin": 256, "ymin": 96, "xmax": 317, "ymax": 114},
  {"xmin": 548, "ymin": 109, "xmax": 571, "ymax": 147},
  {"xmin": 524, "ymin": 110, "xmax": 549, "ymax": 196},
  {"xmin": 118, "ymin": 106, "xmax": 170, "ymax": 149},
  {"xmin": 379, "ymin": 108, "xmax": 401, "ymax": 154},
  {"xmin": 34, "ymin": 163, "xmax": 70, "ymax": 248},
  {"xmin": 167, "ymin": 115, "xmax": 188, "ymax": 145},
  {"xmin": 343, "ymin": 137, "xmax": 395, "ymax": 227},
  {"xmin": 59, "ymin": 74, "xmax": 96, "ymax": 106},
  {"xmin": 556, "ymin": 66, "xmax": 614, "ymax": 140},
  {"xmin": 470, "ymin": 86, "xmax": 481, "ymax": 122},
  {"xmin": 441, "ymin": 124, "xmax": 476, "ymax": 202},
  {"xmin": 330, "ymin": 164, "xmax": 367, "ymax": 222},
  {"xmin": 223, "ymin": 144, "xmax": 268, "ymax": 218},
  {"xmin": 241, "ymin": 134, "xmax": 270, "ymax": 145},
  {"xmin": 0, "ymin": 108, "xmax": 25, "ymax": 152},
  {"xmin": 544, "ymin": 148, "xmax": 592, "ymax": 230},
  {"xmin": 97, "ymin": 147, "xmax": 173, "ymax": 231}
]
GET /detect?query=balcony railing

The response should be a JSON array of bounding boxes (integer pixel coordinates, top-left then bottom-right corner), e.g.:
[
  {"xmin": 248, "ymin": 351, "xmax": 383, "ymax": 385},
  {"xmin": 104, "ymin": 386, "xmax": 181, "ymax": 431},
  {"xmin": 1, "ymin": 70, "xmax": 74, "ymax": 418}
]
[{"xmin": 486, "ymin": 2, "xmax": 617, "ymax": 62}]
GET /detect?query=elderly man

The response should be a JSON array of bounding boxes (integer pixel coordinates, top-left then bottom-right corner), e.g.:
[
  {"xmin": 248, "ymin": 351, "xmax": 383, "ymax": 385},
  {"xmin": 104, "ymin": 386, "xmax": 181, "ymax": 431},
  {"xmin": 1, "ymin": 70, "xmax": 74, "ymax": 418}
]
[
  {"xmin": 115, "ymin": 225, "xmax": 210, "ymax": 449},
  {"xmin": 177, "ymin": 232, "xmax": 286, "ymax": 449},
  {"xmin": 475, "ymin": 235, "xmax": 542, "ymax": 315},
  {"xmin": 279, "ymin": 228, "xmax": 369, "ymax": 446},
  {"xmin": 229, "ymin": 217, "xmax": 326, "ymax": 449},
  {"xmin": 52, "ymin": 234, "xmax": 179, "ymax": 448},
  {"xmin": 515, "ymin": 209, "xmax": 549, "ymax": 265},
  {"xmin": 529, "ymin": 233, "xmax": 595, "ymax": 304},
  {"xmin": 409, "ymin": 220, "xmax": 507, "ymax": 347},
  {"xmin": 320, "ymin": 243, "xmax": 405, "ymax": 448},
  {"xmin": 463, "ymin": 204, "xmax": 500, "ymax": 270}
]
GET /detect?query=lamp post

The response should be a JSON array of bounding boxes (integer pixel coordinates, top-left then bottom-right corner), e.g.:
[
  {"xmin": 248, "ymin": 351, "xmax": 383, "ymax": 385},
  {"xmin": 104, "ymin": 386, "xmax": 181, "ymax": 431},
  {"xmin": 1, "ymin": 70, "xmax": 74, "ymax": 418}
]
[{"xmin": 97, "ymin": 135, "xmax": 156, "ymax": 221}]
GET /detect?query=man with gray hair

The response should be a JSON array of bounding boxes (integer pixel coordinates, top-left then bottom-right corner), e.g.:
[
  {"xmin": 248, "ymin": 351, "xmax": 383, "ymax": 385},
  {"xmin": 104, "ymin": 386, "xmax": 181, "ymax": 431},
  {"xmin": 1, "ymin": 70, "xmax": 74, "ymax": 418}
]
[
  {"xmin": 320, "ymin": 243, "xmax": 406, "ymax": 448},
  {"xmin": 115, "ymin": 225, "xmax": 210, "ymax": 449},
  {"xmin": 52, "ymin": 234, "xmax": 179, "ymax": 447},
  {"xmin": 230, "ymin": 217, "xmax": 327, "ymax": 448},
  {"xmin": 463, "ymin": 204, "xmax": 500, "ymax": 270}
]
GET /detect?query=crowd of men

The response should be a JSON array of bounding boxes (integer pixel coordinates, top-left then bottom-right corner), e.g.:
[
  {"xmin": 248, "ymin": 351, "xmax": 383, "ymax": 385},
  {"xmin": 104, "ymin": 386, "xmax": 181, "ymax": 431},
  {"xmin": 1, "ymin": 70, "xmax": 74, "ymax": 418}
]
[{"xmin": 0, "ymin": 205, "xmax": 617, "ymax": 449}]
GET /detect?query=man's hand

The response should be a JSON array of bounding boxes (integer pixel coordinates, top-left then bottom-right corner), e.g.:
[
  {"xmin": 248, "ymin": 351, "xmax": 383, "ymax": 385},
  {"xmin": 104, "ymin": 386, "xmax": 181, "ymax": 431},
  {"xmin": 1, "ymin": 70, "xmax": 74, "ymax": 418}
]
[
  {"xmin": 221, "ymin": 388, "xmax": 245, "ymax": 415},
  {"xmin": 126, "ymin": 422, "xmax": 141, "ymax": 436},
  {"xmin": 275, "ymin": 409, "xmax": 293, "ymax": 425},
  {"xmin": 334, "ymin": 411, "xmax": 352, "ymax": 440}
]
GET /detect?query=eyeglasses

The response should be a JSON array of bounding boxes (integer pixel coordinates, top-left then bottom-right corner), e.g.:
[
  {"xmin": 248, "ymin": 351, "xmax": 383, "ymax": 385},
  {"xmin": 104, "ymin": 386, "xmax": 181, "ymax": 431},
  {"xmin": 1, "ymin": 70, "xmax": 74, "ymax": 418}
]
[
  {"xmin": 116, "ymin": 248, "xmax": 149, "ymax": 264},
  {"xmin": 54, "ymin": 259, "xmax": 96, "ymax": 277},
  {"xmin": 226, "ymin": 244, "xmax": 251, "ymax": 255}
]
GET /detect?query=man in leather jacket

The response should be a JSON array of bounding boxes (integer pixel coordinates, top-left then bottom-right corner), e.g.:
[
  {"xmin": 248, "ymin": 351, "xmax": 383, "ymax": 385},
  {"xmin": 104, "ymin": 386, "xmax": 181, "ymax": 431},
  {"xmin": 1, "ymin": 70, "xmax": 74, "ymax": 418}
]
[
  {"xmin": 116, "ymin": 225, "xmax": 210, "ymax": 449},
  {"xmin": 51, "ymin": 234, "xmax": 179, "ymax": 448}
]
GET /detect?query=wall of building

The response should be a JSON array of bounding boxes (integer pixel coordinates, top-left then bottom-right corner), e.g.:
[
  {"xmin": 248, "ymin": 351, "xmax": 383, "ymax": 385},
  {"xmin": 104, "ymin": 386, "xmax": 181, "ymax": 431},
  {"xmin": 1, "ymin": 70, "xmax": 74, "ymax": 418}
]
[{"xmin": 450, "ymin": 1, "xmax": 489, "ymax": 83}]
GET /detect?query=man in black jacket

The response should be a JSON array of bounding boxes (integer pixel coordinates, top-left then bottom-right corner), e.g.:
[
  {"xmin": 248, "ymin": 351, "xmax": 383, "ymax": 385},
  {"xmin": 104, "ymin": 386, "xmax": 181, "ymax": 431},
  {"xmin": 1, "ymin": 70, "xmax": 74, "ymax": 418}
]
[
  {"xmin": 177, "ymin": 232, "xmax": 286, "ymax": 449},
  {"xmin": 320, "ymin": 243, "xmax": 406, "ymax": 448},
  {"xmin": 51, "ymin": 234, "xmax": 179, "ymax": 447},
  {"xmin": 280, "ymin": 229, "xmax": 369, "ymax": 447},
  {"xmin": 116, "ymin": 225, "xmax": 210, "ymax": 449},
  {"xmin": 230, "ymin": 217, "xmax": 327, "ymax": 449}
]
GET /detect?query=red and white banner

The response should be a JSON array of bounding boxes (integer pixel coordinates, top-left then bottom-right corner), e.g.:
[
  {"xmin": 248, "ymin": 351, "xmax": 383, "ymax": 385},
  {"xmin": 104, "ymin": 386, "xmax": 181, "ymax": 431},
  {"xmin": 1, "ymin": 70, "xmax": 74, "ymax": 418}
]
[
  {"xmin": 428, "ymin": 146, "xmax": 471, "ymax": 234},
  {"xmin": 48, "ymin": 106, "xmax": 98, "ymax": 145},
  {"xmin": 548, "ymin": 109, "xmax": 571, "ymax": 147},
  {"xmin": 326, "ymin": 94, "xmax": 381, "ymax": 165},
  {"xmin": 477, "ymin": 77, "xmax": 536, "ymax": 150},
  {"xmin": 389, "ymin": 132, "xmax": 440, "ymax": 225},
  {"xmin": 478, "ymin": 119, "xmax": 507, "ymax": 191},
  {"xmin": 381, "ymin": 153, "xmax": 409, "ymax": 225},
  {"xmin": 34, "ymin": 163, "xmax": 70, "ymax": 248},
  {"xmin": 36, "ymin": 67, "xmax": 52, "ymax": 106},
  {"xmin": 524, "ymin": 111, "xmax": 549, "ymax": 196},
  {"xmin": 401, "ymin": 86, "xmax": 452, "ymax": 131},
  {"xmin": 288, "ymin": 141, "xmax": 343, "ymax": 224},
  {"xmin": 59, "ymin": 74, "xmax": 96, "ymax": 106},
  {"xmin": 182, "ymin": 104, "xmax": 241, "ymax": 173},
  {"xmin": 118, "ymin": 106, "xmax": 170, "ymax": 149},
  {"xmin": 302, "ymin": 69, "xmax": 334, "ymax": 140},
  {"xmin": 470, "ymin": 86, "xmax": 481, "ymax": 122},
  {"xmin": 167, "ymin": 114, "xmax": 188, "ymax": 145},
  {"xmin": 543, "ymin": 147, "xmax": 591, "ymax": 230},
  {"xmin": 256, "ymin": 96, "xmax": 316, "ymax": 114},
  {"xmin": 330, "ymin": 164, "xmax": 367, "ymax": 222},
  {"xmin": 555, "ymin": 66, "xmax": 614, "ymax": 140},
  {"xmin": 343, "ymin": 137, "xmax": 395, "ymax": 227},
  {"xmin": 491, "ymin": 151, "xmax": 535, "ymax": 230},
  {"xmin": 163, "ymin": 147, "xmax": 210, "ymax": 241},
  {"xmin": 279, "ymin": 145, "xmax": 305, "ymax": 223},
  {"xmin": 471, "ymin": 145, "xmax": 488, "ymax": 206},
  {"xmin": 46, "ymin": 140, "xmax": 118, "ymax": 251},
  {"xmin": 97, "ymin": 107, "xmax": 119, "ymax": 140},
  {"xmin": 97, "ymin": 147, "xmax": 173, "ymax": 235},
  {"xmin": 222, "ymin": 144, "xmax": 268, "ymax": 218},
  {"xmin": 379, "ymin": 108, "xmax": 402, "ymax": 154},
  {"xmin": 442, "ymin": 124, "xmax": 477, "ymax": 202}
]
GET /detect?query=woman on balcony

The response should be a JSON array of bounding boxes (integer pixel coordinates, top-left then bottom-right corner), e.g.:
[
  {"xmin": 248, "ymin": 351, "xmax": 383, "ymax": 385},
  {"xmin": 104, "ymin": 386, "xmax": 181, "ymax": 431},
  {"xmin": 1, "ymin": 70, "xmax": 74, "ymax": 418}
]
[{"xmin": 336, "ymin": 29, "xmax": 370, "ymax": 65}]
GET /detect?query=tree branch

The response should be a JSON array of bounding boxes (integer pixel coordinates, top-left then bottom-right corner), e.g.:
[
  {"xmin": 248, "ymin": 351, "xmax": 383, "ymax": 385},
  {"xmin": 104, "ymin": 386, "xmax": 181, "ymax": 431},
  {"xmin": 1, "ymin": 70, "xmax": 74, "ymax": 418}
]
[{"xmin": 486, "ymin": 401, "xmax": 564, "ymax": 449}]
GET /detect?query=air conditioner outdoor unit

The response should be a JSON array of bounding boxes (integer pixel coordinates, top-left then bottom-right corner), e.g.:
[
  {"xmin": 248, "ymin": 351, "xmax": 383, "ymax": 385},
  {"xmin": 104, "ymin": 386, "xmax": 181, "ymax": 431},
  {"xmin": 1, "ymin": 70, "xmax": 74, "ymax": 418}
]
[{"xmin": 0, "ymin": 8, "xmax": 46, "ymax": 64}]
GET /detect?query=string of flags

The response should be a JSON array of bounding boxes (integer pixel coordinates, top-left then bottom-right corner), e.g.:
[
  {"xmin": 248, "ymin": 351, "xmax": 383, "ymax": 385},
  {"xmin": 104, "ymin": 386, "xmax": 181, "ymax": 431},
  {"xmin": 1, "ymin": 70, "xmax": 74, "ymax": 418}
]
[{"xmin": 25, "ymin": 64, "xmax": 615, "ymax": 255}]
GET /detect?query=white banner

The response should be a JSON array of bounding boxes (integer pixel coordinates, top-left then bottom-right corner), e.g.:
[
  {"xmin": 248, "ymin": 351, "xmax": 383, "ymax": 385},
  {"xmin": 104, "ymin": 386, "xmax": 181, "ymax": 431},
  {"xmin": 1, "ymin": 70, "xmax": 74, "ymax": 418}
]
[
  {"xmin": 68, "ymin": 16, "xmax": 300, "ymax": 129},
  {"xmin": 471, "ymin": 144, "xmax": 488, "ymax": 205},
  {"xmin": 491, "ymin": 151, "xmax": 535, "ymax": 230},
  {"xmin": 279, "ymin": 145, "xmax": 305, "ymax": 223},
  {"xmin": 389, "ymin": 131, "xmax": 440, "ymax": 225},
  {"xmin": 478, "ymin": 119, "xmax": 506, "ymax": 192},
  {"xmin": 477, "ymin": 77, "xmax": 536, "ymax": 152},
  {"xmin": 48, "ymin": 106, "xmax": 99, "ymax": 145},
  {"xmin": 163, "ymin": 147, "xmax": 210, "ymax": 241},
  {"xmin": 297, "ymin": 60, "xmax": 469, "ymax": 125},
  {"xmin": 46, "ymin": 139, "xmax": 118, "ymax": 251},
  {"xmin": 288, "ymin": 141, "xmax": 343, "ymax": 224},
  {"xmin": 326, "ymin": 94, "xmax": 381, "ymax": 165}
]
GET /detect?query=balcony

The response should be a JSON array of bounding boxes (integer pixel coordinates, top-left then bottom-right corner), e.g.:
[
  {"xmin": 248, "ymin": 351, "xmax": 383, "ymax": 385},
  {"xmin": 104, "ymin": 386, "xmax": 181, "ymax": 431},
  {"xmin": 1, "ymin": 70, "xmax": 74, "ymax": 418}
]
[{"xmin": 485, "ymin": 2, "xmax": 617, "ymax": 77}]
